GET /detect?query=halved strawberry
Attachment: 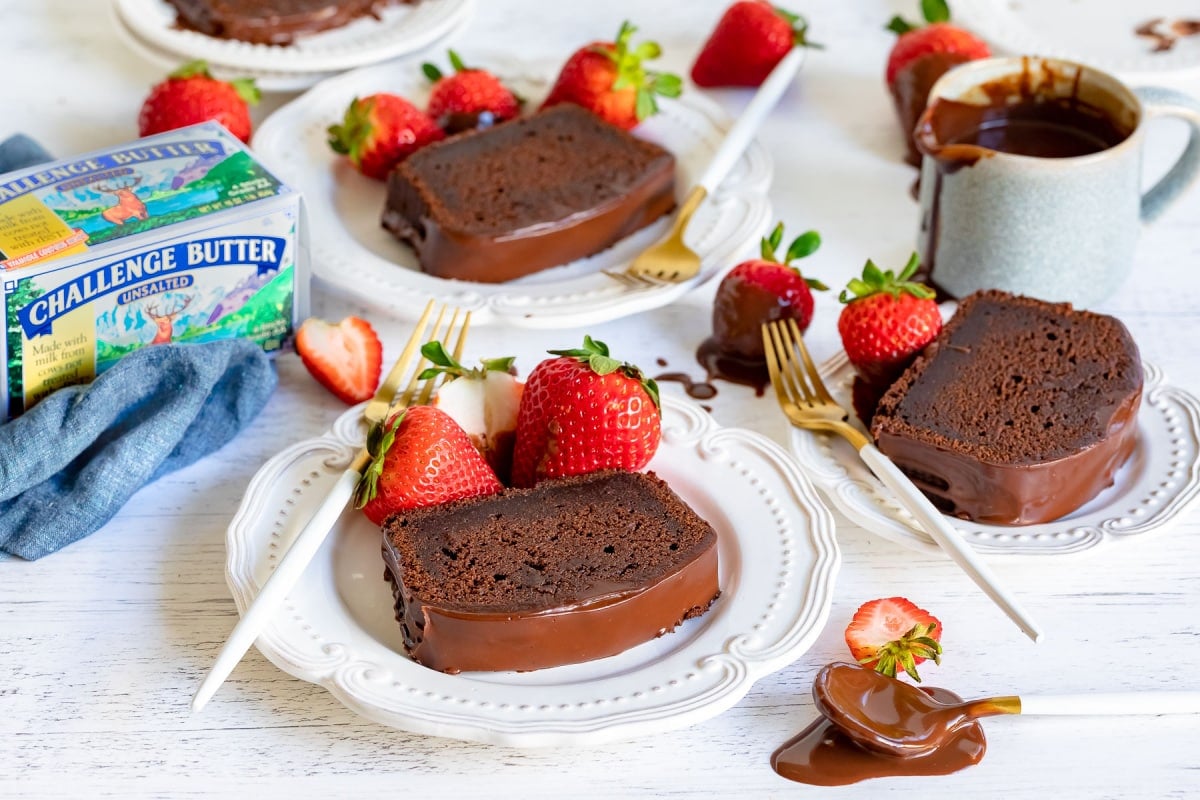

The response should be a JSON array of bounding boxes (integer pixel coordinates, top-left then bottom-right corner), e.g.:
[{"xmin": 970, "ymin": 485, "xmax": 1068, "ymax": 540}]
[
  {"xmin": 844, "ymin": 597, "xmax": 943, "ymax": 682},
  {"xmin": 294, "ymin": 316, "xmax": 383, "ymax": 404},
  {"xmin": 355, "ymin": 405, "xmax": 503, "ymax": 524}
]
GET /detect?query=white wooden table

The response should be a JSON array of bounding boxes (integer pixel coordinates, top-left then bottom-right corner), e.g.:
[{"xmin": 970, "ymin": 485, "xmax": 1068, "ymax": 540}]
[{"xmin": 3, "ymin": 1, "xmax": 1199, "ymax": 797}]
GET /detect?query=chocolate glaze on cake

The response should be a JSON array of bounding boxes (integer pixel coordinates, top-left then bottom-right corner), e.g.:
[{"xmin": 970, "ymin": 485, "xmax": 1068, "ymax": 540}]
[
  {"xmin": 381, "ymin": 104, "xmax": 677, "ymax": 283},
  {"xmin": 381, "ymin": 470, "xmax": 720, "ymax": 673},
  {"xmin": 871, "ymin": 291, "xmax": 1142, "ymax": 525},
  {"xmin": 166, "ymin": 0, "xmax": 408, "ymax": 46}
]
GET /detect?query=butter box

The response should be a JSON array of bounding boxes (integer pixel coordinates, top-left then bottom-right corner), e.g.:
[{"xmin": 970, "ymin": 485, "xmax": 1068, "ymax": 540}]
[{"xmin": 0, "ymin": 122, "xmax": 308, "ymax": 419}]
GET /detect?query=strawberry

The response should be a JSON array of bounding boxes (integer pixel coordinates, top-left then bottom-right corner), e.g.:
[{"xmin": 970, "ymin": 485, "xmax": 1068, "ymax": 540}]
[
  {"xmin": 844, "ymin": 597, "xmax": 943, "ymax": 682},
  {"xmin": 510, "ymin": 336, "xmax": 661, "ymax": 488},
  {"xmin": 709, "ymin": 222, "xmax": 826, "ymax": 362},
  {"xmin": 294, "ymin": 316, "xmax": 383, "ymax": 405},
  {"xmin": 327, "ymin": 93, "xmax": 444, "ymax": 181},
  {"xmin": 837, "ymin": 253, "xmax": 941, "ymax": 386},
  {"xmin": 541, "ymin": 21, "xmax": 682, "ymax": 130},
  {"xmin": 691, "ymin": 1, "xmax": 819, "ymax": 88},
  {"xmin": 885, "ymin": 0, "xmax": 990, "ymax": 86},
  {"xmin": 422, "ymin": 50, "xmax": 521, "ymax": 131},
  {"xmin": 422, "ymin": 341, "xmax": 524, "ymax": 484},
  {"xmin": 138, "ymin": 60, "xmax": 259, "ymax": 143},
  {"xmin": 356, "ymin": 405, "xmax": 503, "ymax": 524}
]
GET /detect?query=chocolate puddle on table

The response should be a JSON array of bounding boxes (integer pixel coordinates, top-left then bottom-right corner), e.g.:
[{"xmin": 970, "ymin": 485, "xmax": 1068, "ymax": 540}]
[{"xmin": 771, "ymin": 664, "xmax": 987, "ymax": 786}]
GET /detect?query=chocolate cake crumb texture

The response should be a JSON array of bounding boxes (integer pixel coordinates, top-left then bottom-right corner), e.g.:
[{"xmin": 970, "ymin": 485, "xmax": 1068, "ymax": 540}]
[{"xmin": 872, "ymin": 290, "xmax": 1142, "ymax": 464}]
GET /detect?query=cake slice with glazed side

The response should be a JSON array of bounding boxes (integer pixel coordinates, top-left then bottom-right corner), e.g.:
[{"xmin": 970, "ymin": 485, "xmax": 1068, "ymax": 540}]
[
  {"xmin": 380, "ymin": 104, "xmax": 677, "ymax": 283},
  {"xmin": 870, "ymin": 290, "xmax": 1142, "ymax": 525},
  {"xmin": 380, "ymin": 469, "xmax": 720, "ymax": 673}
]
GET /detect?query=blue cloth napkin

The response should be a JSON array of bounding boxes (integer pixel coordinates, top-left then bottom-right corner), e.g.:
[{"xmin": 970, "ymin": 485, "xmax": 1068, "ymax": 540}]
[
  {"xmin": 0, "ymin": 340, "xmax": 276, "ymax": 560},
  {"xmin": 0, "ymin": 133, "xmax": 52, "ymax": 173}
]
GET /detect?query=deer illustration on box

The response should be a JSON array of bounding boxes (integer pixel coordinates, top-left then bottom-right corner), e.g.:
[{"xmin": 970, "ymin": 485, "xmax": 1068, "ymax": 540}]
[
  {"xmin": 143, "ymin": 295, "xmax": 192, "ymax": 344},
  {"xmin": 97, "ymin": 176, "xmax": 149, "ymax": 226}
]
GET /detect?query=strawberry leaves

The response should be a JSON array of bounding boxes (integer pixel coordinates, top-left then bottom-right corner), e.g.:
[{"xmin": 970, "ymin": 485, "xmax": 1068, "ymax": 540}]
[
  {"xmin": 602, "ymin": 21, "xmax": 683, "ymax": 121},
  {"xmin": 758, "ymin": 222, "xmax": 828, "ymax": 291},
  {"xmin": 859, "ymin": 621, "xmax": 943, "ymax": 682},
  {"xmin": 417, "ymin": 341, "xmax": 515, "ymax": 381},
  {"xmin": 168, "ymin": 59, "xmax": 260, "ymax": 104},
  {"xmin": 356, "ymin": 412, "xmax": 401, "ymax": 508},
  {"xmin": 887, "ymin": 0, "xmax": 952, "ymax": 34},
  {"xmin": 773, "ymin": 5, "xmax": 823, "ymax": 49},
  {"xmin": 839, "ymin": 251, "xmax": 934, "ymax": 303},
  {"xmin": 548, "ymin": 335, "xmax": 661, "ymax": 410}
]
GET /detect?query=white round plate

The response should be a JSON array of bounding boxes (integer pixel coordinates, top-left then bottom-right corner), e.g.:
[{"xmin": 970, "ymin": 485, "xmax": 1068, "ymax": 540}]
[
  {"xmin": 789, "ymin": 354, "xmax": 1200, "ymax": 558},
  {"xmin": 109, "ymin": 0, "xmax": 337, "ymax": 92},
  {"xmin": 955, "ymin": 0, "xmax": 1200, "ymax": 77},
  {"xmin": 116, "ymin": 0, "xmax": 474, "ymax": 74},
  {"xmin": 225, "ymin": 395, "xmax": 839, "ymax": 746},
  {"xmin": 251, "ymin": 58, "xmax": 775, "ymax": 328}
]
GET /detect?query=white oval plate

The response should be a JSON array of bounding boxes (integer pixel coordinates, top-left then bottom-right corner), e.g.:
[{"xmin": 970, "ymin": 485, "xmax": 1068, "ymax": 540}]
[
  {"xmin": 955, "ymin": 0, "xmax": 1200, "ymax": 77},
  {"xmin": 109, "ymin": 0, "xmax": 338, "ymax": 93},
  {"xmin": 251, "ymin": 58, "xmax": 775, "ymax": 328},
  {"xmin": 116, "ymin": 0, "xmax": 474, "ymax": 74},
  {"xmin": 225, "ymin": 395, "xmax": 839, "ymax": 746},
  {"xmin": 789, "ymin": 354, "xmax": 1200, "ymax": 557}
]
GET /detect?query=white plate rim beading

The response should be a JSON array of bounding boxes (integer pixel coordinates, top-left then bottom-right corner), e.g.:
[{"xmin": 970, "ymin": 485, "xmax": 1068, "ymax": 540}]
[
  {"xmin": 115, "ymin": 0, "xmax": 475, "ymax": 73},
  {"xmin": 788, "ymin": 353, "xmax": 1200, "ymax": 557},
  {"xmin": 224, "ymin": 394, "xmax": 840, "ymax": 746},
  {"xmin": 250, "ymin": 57, "xmax": 775, "ymax": 328}
]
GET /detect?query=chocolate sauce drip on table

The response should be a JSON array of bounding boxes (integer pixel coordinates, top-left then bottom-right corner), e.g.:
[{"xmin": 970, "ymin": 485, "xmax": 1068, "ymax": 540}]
[
  {"xmin": 654, "ymin": 372, "xmax": 718, "ymax": 401},
  {"xmin": 695, "ymin": 339, "xmax": 768, "ymax": 396},
  {"xmin": 772, "ymin": 664, "xmax": 986, "ymax": 786}
]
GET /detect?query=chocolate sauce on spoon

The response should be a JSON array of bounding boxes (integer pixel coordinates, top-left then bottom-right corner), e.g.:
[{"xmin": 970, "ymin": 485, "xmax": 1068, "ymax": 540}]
[{"xmin": 771, "ymin": 663, "xmax": 988, "ymax": 786}]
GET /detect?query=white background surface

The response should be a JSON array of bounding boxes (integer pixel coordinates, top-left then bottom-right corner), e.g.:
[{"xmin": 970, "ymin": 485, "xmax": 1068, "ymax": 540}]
[{"xmin": 2, "ymin": 1, "xmax": 1199, "ymax": 797}]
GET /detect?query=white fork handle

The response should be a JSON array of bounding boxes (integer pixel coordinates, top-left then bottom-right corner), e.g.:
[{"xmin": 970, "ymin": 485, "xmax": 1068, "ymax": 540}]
[
  {"xmin": 191, "ymin": 466, "xmax": 361, "ymax": 712},
  {"xmin": 858, "ymin": 445, "xmax": 1044, "ymax": 644},
  {"xmin": 1019, "ymin": 693, "xmax": 1200, "ymax": 716},
  {"xmin": 696, "ymin": 47, "xmax": 806, "ymax": 194}
]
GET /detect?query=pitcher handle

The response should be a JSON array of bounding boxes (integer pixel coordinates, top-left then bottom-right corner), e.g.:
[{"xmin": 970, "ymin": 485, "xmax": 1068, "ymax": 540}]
[{"xmin": 1136, "ymin": 87, "xmax": 1200, "ymax": 224}]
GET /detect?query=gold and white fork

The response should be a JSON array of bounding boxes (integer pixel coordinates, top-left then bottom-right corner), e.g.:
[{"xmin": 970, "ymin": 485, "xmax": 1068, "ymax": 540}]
[
  {"xmin": 191, "ymin": 301, "xmax": 470, "ymax": 711},
  {"xmin": 762, "ymin": 318, "xmax": 1044, "ymax": 643},
  {"xmin": 605, "ymin": 47, "xmax": 807, "ymax": 288}
]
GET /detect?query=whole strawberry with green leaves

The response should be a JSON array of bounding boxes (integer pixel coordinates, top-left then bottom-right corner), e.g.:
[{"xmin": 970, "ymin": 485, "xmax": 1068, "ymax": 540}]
[
  {"xmin": 511, "ymin": 336, "xmax": 661, "ymax": 488},
  {"xmin": 356, "ymin": 405, "xmax": 503, "ymax": 525},
  {"xmin": 327, "ymin": 93, "xmax": 444, "ymax": 180},
  {"xmin": 709, "ymin": 222, "xmax": 826, "ymax": 363},
  {"xmin": 691, "ymin": 1, "xmax": 820, "ymax": 88},
  {"xmin": 541, "ymin": 21, "xmax": 682, "ymax": 130},
  {"xmin": 837, "ymin": 252, "xmax": 942, "ymax": 385},
  {"xmin": 138, "ymin": 60, "xmax": 260, "ymax": 143},
  {"xmin": 422, "ymin": 50, "xmax": 521, "ymax": 130}
]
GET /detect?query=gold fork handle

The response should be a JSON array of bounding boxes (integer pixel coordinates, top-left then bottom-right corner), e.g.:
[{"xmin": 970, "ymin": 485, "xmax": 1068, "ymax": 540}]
[{"xmin": 858, "ymin": 444, "xmax": 1044, "ymax": 643}]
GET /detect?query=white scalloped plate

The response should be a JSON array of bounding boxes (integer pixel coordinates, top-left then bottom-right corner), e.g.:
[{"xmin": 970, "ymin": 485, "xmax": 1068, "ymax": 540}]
[
  {"xmin": 115, "ymin": 0, "xmax": 474, "ymax": 74},
  {"xmin": 955, "ymin": 0, "xmax": 1200, "ymax": 77},
  {"xmin": 109, "ymin": 0, "xmax": 338, "ymax": 92},
  {"xmin": 251, "ymin": 58, "xmax": 775, "ymax": 328},
  {"xmin": 224, "ymin": 395, "xmax": 839, "ymax": 746},
  {"xmin": 789, "ymin": 354, "xmax": 1200, "ymax": 557}
]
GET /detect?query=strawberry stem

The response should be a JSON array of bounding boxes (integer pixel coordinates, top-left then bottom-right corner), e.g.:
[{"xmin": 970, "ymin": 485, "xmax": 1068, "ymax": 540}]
[
  {"xmin": 759, "ymin": 222, "xmax": 825, "ymax": 288},
  {"xmin": 601, "ymin": 20, "xmax": 682, "ymax": 121},
  {"xmin": 839, "ymin": 251, "xmax": 934, "ymax": 303},
  {"xmin": 859, "ymin": 622, "xmax": 943, "ymax": 683},
  {"xmin": 417, "ymin": 341, "xmax": 515, "ymax": 381},
  {"xmin": 355, "ymin": 411, "xmax": 402, "ymax": 508},
  {"xmin": 886, "ymin": 0, "xmax": 951, "ymax": 34},
  {"xmin": 548, "ymin": 336, "xmax": 661, "ymax": 410}
]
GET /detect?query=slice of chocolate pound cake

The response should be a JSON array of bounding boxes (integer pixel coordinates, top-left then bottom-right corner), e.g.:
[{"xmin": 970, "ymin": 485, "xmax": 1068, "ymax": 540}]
[
  {"xmin": 165, "ymin": 0, "xmax": 411, "ymax": 46},
  {"xmin": 871, "ymin": 290, "xmax": 1142, "ymax": 525},
  {"xmin": 381, "ymin": 469, "xmax": 720, "ymax": 673},
  {"xmin": 381, "ymin": 104, "xmax": 677, "ymax": 283}
]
